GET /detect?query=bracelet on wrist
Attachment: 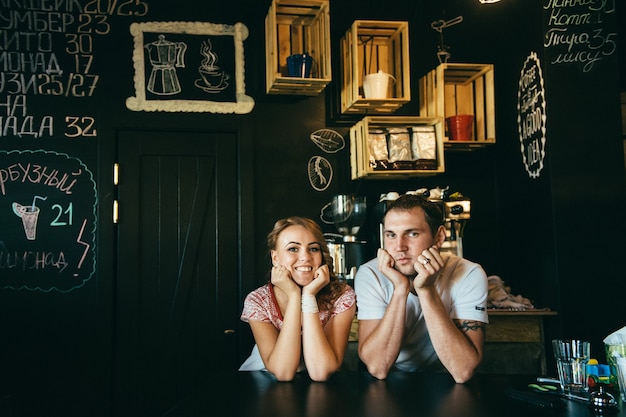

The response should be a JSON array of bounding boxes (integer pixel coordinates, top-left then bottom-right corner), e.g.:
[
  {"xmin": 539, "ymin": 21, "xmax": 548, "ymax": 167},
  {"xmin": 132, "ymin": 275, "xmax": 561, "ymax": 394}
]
[{"xmin": 301, "ymin": 294, "xmax": 319, "ymax": 313}]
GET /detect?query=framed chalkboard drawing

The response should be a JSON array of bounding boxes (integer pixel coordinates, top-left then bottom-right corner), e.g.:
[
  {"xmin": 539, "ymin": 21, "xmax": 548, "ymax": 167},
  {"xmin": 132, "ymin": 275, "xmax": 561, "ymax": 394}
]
[{"xmin": 126, "ymin": 21, "xmax": 255, "ymax": 113}]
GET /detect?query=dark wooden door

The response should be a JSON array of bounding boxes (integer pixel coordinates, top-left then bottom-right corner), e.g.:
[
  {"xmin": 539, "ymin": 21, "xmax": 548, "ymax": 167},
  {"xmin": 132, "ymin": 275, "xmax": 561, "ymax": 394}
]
[{"xmin": 114, "ymin": 129, "xmax": 240, "ymax": 417}]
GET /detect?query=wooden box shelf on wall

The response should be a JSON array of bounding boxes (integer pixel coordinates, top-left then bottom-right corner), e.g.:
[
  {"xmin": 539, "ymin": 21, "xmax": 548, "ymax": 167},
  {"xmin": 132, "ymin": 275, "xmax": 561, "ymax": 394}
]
[
  {"xmin": 265, "ymin": 0, "xmax": 331, "ymax": 95},
  {"xmin": 340, "ymin": 20, "xmax": 410, "ymax": 114},
  {"xmin": 349, "ymin": 116, "xmax": 445, "ymax": 180},
  {"xmin": 419, "ymin": 63, "xmax": 496, "ymax": 150}
]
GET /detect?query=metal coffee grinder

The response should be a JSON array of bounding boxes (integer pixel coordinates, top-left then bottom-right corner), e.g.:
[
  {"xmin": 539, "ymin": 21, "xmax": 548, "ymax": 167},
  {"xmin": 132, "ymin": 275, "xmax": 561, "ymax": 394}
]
[{"xmin": 321, "ymin": 194, "xmax": 368, "ymax": 284}]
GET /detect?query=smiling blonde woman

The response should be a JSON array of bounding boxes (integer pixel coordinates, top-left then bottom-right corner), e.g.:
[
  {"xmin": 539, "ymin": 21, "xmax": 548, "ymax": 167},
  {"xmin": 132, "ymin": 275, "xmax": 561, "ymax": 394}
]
[{"xmin": 239, "ymin": 217, "xmax": 356, "ymax": 382}]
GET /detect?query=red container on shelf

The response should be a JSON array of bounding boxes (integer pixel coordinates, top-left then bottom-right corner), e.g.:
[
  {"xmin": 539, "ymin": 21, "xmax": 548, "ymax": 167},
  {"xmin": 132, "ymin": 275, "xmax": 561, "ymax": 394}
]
[{"xmin": 446, "ymin": 115, "xmax": 474, "ymax": 141}]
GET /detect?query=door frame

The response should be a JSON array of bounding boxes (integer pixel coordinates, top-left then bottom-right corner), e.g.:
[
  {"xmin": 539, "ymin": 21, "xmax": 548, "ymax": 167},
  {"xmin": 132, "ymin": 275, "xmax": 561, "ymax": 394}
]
[{"xmin": 111, "ymin": 122, "xmax": 255, "ymax": 415}]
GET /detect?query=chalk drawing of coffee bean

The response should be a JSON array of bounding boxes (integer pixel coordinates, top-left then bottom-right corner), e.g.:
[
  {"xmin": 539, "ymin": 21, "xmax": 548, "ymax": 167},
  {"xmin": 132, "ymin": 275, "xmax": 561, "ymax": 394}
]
[
  {"xmin": 310, "ymin": 129, "xmax": 345, "ymax": 153},
  {"xmin": 308, "ymin": 156, "xmax": 332, "ymax": 192}
]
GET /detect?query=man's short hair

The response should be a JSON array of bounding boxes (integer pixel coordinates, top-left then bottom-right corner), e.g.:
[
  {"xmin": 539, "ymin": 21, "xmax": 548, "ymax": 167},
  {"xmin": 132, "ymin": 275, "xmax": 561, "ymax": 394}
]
[{"xmin": 383, "ymin": 194, "xmax": 444, "ymax": 236}]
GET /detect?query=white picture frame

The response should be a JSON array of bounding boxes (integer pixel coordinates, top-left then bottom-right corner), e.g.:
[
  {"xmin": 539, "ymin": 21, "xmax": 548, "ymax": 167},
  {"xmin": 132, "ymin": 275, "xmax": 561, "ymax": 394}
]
[{"xmin": 126, "ymin": 21, "xmax": 255, "ymax": 114}]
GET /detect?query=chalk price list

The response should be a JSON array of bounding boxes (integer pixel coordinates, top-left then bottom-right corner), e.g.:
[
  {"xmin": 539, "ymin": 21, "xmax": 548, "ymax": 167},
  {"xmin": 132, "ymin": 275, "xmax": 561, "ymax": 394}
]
[
  {"xmin": 544, "ymin": 0, "xmax": 618, "ymax": 73},
  {"xmin": 0, "ymin": 0, "xmax": 149, "ymax": 138}
]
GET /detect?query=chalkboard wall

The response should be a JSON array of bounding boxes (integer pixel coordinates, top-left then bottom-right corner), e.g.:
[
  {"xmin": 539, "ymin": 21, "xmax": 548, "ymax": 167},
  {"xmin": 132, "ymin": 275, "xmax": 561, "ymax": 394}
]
[{"xmin": 0, "ymin": 0, "xmax": 624, "ymax": 416}]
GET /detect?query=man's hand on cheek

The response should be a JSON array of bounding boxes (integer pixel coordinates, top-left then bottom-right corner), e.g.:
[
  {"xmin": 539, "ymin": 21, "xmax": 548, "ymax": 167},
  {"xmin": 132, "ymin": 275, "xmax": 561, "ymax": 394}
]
[
  {"xmin": 377, "ymin": 248, "xmax": 410, "ymax": 290},
  {"xmin": 412, "ymin": 246, "xmax": 442, "ymax": 289}
]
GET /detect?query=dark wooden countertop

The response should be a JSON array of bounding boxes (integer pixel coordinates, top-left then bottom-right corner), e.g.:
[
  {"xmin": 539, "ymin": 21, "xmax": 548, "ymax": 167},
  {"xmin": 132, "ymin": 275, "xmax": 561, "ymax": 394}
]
[{"xmin": 164, "ymin": 371, "xmax": 623, "ymax": 417}]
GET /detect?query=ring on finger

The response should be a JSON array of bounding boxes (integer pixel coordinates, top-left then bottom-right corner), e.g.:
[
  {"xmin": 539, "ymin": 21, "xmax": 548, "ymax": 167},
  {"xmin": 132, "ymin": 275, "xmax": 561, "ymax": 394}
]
[{"xmin": 421, "ymin": 258, "xmax": 431, "ymax": 265}]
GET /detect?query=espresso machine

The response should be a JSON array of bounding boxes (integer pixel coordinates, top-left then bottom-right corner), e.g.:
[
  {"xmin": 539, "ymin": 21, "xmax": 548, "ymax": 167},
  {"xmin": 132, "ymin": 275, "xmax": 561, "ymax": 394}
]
[
  {"xmin": 321, "ymin": 194, "xmax": 368, "ymax": 283},
  {"xmin": 373, "ymin": 188, "xmax": 471, "ymax": 257}
]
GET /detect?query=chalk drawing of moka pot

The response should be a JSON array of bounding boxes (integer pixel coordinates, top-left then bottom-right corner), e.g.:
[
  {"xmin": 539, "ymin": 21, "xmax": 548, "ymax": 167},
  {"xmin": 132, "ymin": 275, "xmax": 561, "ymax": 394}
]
[
  {"xmin": 195, "ymin": 38, "xmax": 230, "ymax": 93},
  {"xmin": 13, "ymin": 202, "xmax": 41, "ymax": 241},
  {"xmin": 145, "ymin": 34, "xmax": 187, "ymax": 95}
]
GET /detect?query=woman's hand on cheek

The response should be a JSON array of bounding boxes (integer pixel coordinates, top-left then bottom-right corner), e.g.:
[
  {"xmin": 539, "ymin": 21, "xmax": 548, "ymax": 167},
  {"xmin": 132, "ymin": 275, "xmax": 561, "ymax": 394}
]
[
  {"xmin": 303, "ymin": 264, "xmax": 330, "ymax": 296},
  {"xmin": 271, "ymin": 265, "xmax": 300, "ymax": 296}
]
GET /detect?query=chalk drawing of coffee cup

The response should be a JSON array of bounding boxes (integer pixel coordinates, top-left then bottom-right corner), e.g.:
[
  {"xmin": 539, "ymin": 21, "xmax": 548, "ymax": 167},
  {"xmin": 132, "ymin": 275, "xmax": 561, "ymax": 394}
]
[
  {"xmin": 13, "ymin": 202, "xmax": 41, "ymax": 240},
  {"xmin": 194, "ymin": 38, "xmax": 230, "ymax": 93},
  {"xmin": 199, "ymin": 68, "xmax": 228, "ymax": 88}
]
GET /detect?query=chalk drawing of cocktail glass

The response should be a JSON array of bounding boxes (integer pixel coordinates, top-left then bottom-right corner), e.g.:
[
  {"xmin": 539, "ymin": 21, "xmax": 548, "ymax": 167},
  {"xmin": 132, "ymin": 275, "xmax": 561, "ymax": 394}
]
[{"xmin": 12, "ymin": 196, "xmax": 47, "ymax": 241}]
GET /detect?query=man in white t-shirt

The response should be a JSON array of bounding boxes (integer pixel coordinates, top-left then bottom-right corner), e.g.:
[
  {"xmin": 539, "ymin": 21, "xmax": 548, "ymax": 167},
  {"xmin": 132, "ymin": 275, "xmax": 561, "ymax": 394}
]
[{"xmin": 355, "ymin": 194, "xmax": 488, "ymax": 383}]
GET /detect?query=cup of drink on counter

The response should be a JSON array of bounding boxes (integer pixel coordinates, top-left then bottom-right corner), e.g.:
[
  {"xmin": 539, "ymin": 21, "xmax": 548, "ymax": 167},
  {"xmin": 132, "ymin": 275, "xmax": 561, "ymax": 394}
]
[
  {"xmin": 552, "ymin": 339, "xmax": 591, "ymax": 394},
  {"xmin": 614, "ymin": 355, "xmax": 626, "ymax": 401},
  {"xmin": 605, "ymin": 334, "xmax": 626, "ymax": 400}
]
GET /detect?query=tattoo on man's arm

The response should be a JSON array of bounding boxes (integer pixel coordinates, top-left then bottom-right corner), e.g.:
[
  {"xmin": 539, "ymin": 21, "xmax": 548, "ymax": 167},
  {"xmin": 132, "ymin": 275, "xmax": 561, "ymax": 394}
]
[{"xmin": 455, "ymin": 320, "xmax": 486, "ymax": 332}]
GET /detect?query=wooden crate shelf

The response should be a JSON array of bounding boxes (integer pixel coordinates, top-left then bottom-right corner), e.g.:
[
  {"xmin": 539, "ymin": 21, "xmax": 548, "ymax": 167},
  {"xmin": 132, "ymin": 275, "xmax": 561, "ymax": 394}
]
[
  {"xmin": 340, "ymin": 20, "xmax": 411, "ymax": 114},
  {"xmin": 265, "ymin": 0, "xmax": 331, "ymax": 95},
  {"xmin": 349, "ymin": 116, "xmax": 444, "ymax": 180},
  {"xmin": 419, "ymin": 63, "xmax": 496, "ymax": 150}
]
